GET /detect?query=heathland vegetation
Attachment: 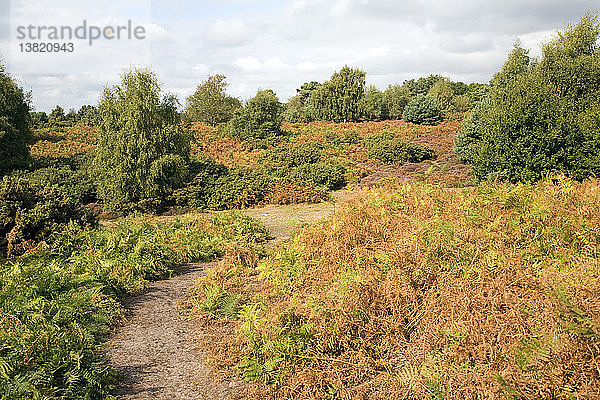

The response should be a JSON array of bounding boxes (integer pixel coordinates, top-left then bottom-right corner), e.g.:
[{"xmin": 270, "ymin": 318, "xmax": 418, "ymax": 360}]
[{"xmin": 0, "ymin": 11, "xmax": 599, "ymax": 400}]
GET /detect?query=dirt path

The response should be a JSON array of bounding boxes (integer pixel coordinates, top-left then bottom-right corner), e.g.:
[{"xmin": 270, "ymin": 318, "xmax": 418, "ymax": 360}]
[
  {"xmin": 104, "ymin": 190, "xmax": 354, "ymax": 399},
  {"xmin": 105, "ymin": 263, "xmax": 245, "ymax": 399}
]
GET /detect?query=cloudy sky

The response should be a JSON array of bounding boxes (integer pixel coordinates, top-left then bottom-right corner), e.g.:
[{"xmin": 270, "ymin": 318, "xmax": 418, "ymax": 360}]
[{"xmin": 0, "ymin": 0, "xmax": 597, "ymax": 112}]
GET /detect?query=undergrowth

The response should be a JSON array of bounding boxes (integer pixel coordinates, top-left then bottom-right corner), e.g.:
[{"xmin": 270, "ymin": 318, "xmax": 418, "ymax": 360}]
[
  {"xmin": 0, "ymin": 212, "xmax": 268, "ymax": 399},
  {"xmin": 191, "ymin": 176, "xmax": 600, "ymax": 399}
]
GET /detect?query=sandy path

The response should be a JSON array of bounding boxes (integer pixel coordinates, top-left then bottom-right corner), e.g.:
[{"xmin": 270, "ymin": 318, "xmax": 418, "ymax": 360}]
[
  {"xmin": 104, "ymin": 190, "xmax": 355, "ymax": 399},
  {"xmin": 105, "ymin": 263, "xmax": 245, "ymax": 399}
]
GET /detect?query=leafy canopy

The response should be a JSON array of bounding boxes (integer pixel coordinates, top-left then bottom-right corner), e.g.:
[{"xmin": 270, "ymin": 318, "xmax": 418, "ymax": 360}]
[
  {"xmin": 456, "ymin": 12, "xmax": 600, "ymax": 182},
  {"xmin": 0, "ymin": 62, "xmax": 31, "ymax": 174},
  {"xmin": 184, "ymin": 74, "xmax": 241, "ymax": 126},
  {"xmin": 92, "ymin": 67, "xmax": 190, "ymax": 212}
]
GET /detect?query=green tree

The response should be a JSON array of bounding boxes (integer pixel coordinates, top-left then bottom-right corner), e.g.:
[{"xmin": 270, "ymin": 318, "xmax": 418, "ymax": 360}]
[
  {"xmin": 229, "ymin": 89, "xmax": 284, "ymax": 140},
  {"xmin": 455, "ymin": 13, "xmax": 600, "ymax": 182},
  {"xmin": 48, "ymin": 105, "xmax": 65, "ymax": 127},
  {"xmin": 0, "ymin": 63, "xmax": 31, "ymax": 173},
  {"xmin": 428, "ymin": 78, "xmax": 455, "ymax": 116},
  {"xmin": 403, "ymin": 95, "xmax": 442, "ymax": 125},
  {"xmin": 93, "ymin": 68, "xmax": 190, "ymax": 212},
  {"xmin": 307, "ymin": 66, "xmax": 365, "ymax": 122},
  {"xmin": 383, "ymin": 84, "xmax": 412, "ymax": 120},
  {"xmin": 184, "ymin": 74, "xmax": 241, "ymax": 126},
  {"xmin": 361, "ymin": 85, "xmax": 386, "ymax": 121},
  {"xmin": 404, "ymin": 74, "xmax": 443, "ymax": 96},
  {"xmin": 77, "ymin": 105, "xmax": 98, "ymax": 125},
  {"xmin": 30, "ymin": 111, "xmax": 48, "ymax": 129}
]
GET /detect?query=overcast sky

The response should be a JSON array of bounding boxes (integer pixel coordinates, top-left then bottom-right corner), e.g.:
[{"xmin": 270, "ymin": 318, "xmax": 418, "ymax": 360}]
[{"xmin": 0, "ymin": 0, "xmax": 597, "ymax": 112}]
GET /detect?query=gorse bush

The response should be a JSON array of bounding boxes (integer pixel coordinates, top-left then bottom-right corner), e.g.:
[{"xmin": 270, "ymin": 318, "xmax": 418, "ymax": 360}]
[
  {"xmin": 259, "ymin": 142, "xmax": 347, "ymax": 190},
  {"xmin": 363, "ymin": 131, "xmax": 435, "ymax": 164},
  {"xmin": 0, "ymin": 175, "xmax": 96, "ymax": 258},
  {"xmin": 0, "ymin": 62, "xmax": 31, "ymax": 174},
  {"xmin": 192, "ymin": 177, "xmax": 600, "ymax": 399},
  {"xmin": 92, "ymin": 68, "xmax": 190, "ymax": 213},
  {"xmin": 402, "ymin": 95, "xmax": 442, "ymax": 125},
  {"xmin": 0, "ymin": 212, "xmax": 268, "ymax": 399},
  {"xmin": 455, "ymin": 13, "xmax": 600, "ymax": 182}
]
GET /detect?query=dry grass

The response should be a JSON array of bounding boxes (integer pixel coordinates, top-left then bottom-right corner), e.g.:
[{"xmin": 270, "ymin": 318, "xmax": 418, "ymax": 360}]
[{"xmin": 191, "ymin": 176, "xmax": 600, "ymax": 399}]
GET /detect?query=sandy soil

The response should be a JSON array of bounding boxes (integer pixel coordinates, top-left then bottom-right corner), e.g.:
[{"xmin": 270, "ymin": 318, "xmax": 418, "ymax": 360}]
[{"xmin": 105, "ymin": 263, "xmax": 246, "ymax": 400}]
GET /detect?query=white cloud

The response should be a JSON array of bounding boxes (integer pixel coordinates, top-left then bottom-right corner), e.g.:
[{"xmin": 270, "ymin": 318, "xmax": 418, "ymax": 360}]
[
  {"xmin": 206, "ymin": 18, "xmax": 254, "ymax": 47},
  {"xmin": 1, "ymin": 0, "xmax": 597, "ymax": 110}
]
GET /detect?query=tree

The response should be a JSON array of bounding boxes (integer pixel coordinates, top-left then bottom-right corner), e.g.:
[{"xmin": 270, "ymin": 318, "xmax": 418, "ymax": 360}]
[
  {"xmin": 92, "ymin": 68, "xmax": 190, "ymax": 212},
  {"xmin": 428, "ymin": 78, "xmax": 454, "ymax": 116},
  {"xmin": 77, "ymin": 105, "xmax": 99, "ymax": 125},
  {"xmin": 403, "ymin": 95, "xmax": 442, "ymax": 125},
  {"xmin": 229, "ymin": 89, "xmax": 284, "ymax": 140},
  {"xmin": 30, "ymin": 111, "xmax": 48, "ymax": 129},
  {"xmin": 0, "ymin": 63, "xmax": 31, "ymax": 173},
  {"xmin": 455, "ymin": 13, "xmax": 600, "ymax": 182},
  {"xmin": 383, "ymin": 84, "xmax": 412, "ymax": 120},
  {"xmin": 283, "ymin": 81, "xmax": 323, "ymax": 123},
  {"xmin": 403, "ymin": 74, "xmax": 443, "ymax": 96},
  {"xmin": 307, "ymin": 66, "xmax": 365, "ymax": 122},
  {"xmin": 361, "ymin": 85, "xmax": 386, "ymax": 121},
  {"xmin": 48, "ymin": 105, "xmax": 65, "ymax": 126},
  {"xmin": 183, "ymin": 74, "xmax": 241, "ymax": 126}
]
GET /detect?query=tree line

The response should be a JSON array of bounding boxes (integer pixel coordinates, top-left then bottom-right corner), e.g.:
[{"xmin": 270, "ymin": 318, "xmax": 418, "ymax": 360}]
[{"xmin": 1, "ymin": 12, "xmax": 599, "ymax": 211}]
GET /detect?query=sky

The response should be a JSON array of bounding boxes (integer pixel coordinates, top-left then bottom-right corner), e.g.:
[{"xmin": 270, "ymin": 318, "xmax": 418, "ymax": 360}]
[{"xmin": 0, "ymin": 0, "xmax": 597, "ymax": 112}]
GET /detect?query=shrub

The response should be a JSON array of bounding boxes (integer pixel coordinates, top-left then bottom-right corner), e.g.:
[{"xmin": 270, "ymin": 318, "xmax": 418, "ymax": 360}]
[
  {"xmin": 0, "ymin": 63, "xmax": 31, "ymax": 174},
  {"xmin": 0, "ymin": 175, "xmax": 96, "ymax": 257},
  {"xmin": 11, "ymin": 164, "xmax": 96, "ymax": 205},
  {"xmin": 289, "ymin": 162, "xmax": 347, "ymax": 190},
  {"xmin": 364, "ymin": 131, "xmax": 435, "ymax": 164},
  {"xmin": 229, "ymin": 90, "xmax": 284, "ymax": 140},
  {"xmin": 403, "ymin": 95, "xmax": 442, "ymax": 125},
  {"xmin": 92, "ymin": 68, "xmax": 190, "ymax": 212},
  {"xmin": 259, "ymin": 142, "xmax": 347, "ymax": 190},
  {"xmin": 174, "ymin": 162, "xmax": 271, "ymax": 210}
]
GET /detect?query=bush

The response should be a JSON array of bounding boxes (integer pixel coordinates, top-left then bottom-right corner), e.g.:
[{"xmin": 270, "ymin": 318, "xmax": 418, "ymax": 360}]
[
  {"xmin": 0, "ymin": 175, "xmax": 97, "ymax": 257},
  {"xmin": 364, "ymin": 131, "xmax": 435, "ymax": 164},
  {"xmin": 174, "ymin": 161, "xmax": 271, "ymax": 210},
  {"xmin": 92, "ymin": 68, "xmax": 190, "ymax": 212},
  {"xmin": 289, "ymin": 162, "xmax": 347, "ymax": 190},
  {"xmin": 229, "ymin": 90, "xmax": 284, "ymax": 140},
  {"xmin": 0, "ymin": 63, "xmax": 31, "ymax": 174},
  {"xmin": 456, "ymin": 13, "xmax": 600, "ymax": 182},
  {"xmin": 260, "ymin": 142, "xmax": 347, "ymax": 190},
  {"xmin": 402, "ymin": 95, "xmax": 442, "ymax": 125}
]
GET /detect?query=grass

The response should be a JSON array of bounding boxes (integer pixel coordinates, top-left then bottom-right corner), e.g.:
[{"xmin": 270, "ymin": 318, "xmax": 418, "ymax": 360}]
[
  {"xmin": 190, "ymin": 176, "xmax": 600, "ymax": 399},
  {"xmin": 0, "ymin": 212, "xmax": 268, "ymax": 399}
]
